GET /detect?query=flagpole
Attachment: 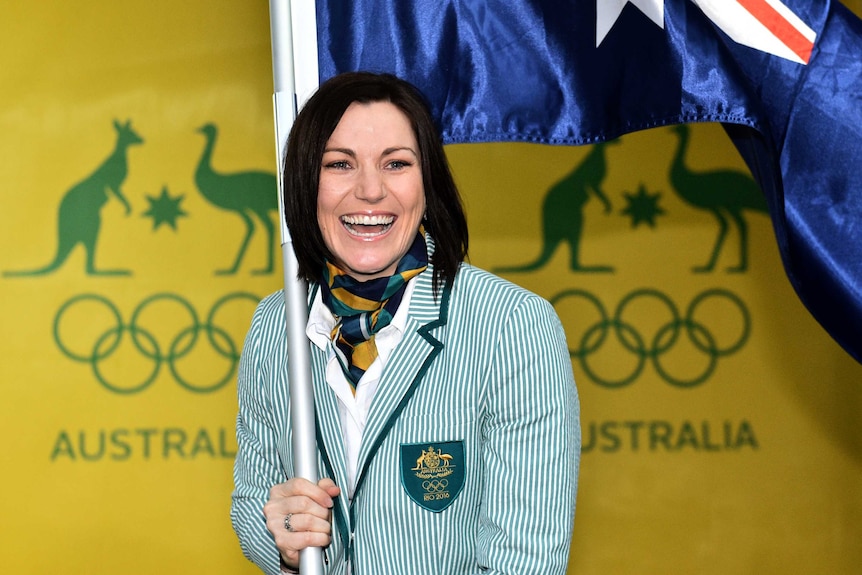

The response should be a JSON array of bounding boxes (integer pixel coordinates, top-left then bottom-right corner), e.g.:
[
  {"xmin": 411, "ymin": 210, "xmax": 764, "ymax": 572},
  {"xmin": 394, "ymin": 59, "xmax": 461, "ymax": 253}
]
[{"xmin": 268, "ymin": 1, "xmax": 323, "ymax": 574}]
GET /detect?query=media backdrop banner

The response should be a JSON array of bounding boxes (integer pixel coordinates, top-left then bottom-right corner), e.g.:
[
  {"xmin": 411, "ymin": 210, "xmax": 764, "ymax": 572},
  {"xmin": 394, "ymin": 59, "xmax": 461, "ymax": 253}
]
[{"xmin": 1, "ymin": 2, "xmax": 861, "ymax": 574}]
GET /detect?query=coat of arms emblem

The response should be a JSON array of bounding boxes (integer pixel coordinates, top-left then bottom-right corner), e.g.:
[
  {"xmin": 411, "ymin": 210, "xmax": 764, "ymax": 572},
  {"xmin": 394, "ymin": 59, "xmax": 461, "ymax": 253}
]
[{"xmin": 400, "ymin": 441, "xmax": 465, "ymax": 512}]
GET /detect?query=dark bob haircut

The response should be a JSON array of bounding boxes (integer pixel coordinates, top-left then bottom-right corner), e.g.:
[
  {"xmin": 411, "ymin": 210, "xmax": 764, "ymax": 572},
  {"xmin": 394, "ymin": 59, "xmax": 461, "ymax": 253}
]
[{"xmin": 282, "ymin": 71, "xmax": 468, "ymax": 293}]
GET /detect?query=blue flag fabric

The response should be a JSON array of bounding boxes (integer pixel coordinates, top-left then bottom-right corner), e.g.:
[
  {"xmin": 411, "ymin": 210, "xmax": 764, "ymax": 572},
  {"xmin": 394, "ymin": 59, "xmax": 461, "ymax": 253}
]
[{"xmin": 317, "ymin": 0, "xmax": 862, "ymax": 364}]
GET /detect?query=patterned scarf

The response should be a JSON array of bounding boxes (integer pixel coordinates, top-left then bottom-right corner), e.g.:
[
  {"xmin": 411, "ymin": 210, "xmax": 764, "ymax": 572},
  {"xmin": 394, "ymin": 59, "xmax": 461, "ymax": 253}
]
[{"xmin": 319, "ymin": 231, "xmax": 428, "ymax": 390}]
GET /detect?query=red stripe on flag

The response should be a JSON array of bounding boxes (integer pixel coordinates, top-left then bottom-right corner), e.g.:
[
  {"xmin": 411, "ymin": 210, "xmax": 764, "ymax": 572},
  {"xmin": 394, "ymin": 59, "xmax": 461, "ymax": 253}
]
[{"xmin": 737, "ymin": 0, "xmax": 814, "ymax": 63}]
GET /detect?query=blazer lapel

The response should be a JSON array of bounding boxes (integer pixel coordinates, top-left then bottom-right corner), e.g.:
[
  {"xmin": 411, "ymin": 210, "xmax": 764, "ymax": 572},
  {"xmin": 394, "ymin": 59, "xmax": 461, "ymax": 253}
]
[
  {"xmin": 306, "ymin": 341, "xmax": 357, "ymax": 553},
  {"xmin": 307, "ymin": 321, "xmax": 352, "ymax": 504},
  {"xmin": 355, "ymin": 269, "xmax": 451, "ymax": 482}
]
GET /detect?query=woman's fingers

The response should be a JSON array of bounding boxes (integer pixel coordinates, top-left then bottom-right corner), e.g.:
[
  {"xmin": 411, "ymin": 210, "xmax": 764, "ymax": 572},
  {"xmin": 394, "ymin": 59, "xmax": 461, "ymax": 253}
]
[
  {"xmin": 318, "ymin": 477, "xmax": 342, "ymax": 499},
  {"xmin": 270, "ymin": 514, "xmax": 333, "ymax": 546},
  {"xmin": 263, "ymin": 477, "xmax": 341, "ymax": 565},
  {"xmin": 273, "ymin": 528, "xmax": 332, "ymax": 573},
  {"xmin": 269, "ymin": 477, "xmax": 335, "ymax": 512},
  {"xmin": 277, "ymin": 510, "xmax": 334, "ymax": 535},
  {"xmin": 265, "ymin": 478, "xmax": 336, "ymax": 526}
]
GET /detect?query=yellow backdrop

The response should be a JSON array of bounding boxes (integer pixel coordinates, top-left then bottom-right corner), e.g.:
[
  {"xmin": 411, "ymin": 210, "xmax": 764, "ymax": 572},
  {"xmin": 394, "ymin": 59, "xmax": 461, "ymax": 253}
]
[{"xmin": 1, "ymin": 2, "xmax": 860, "ymax": 574}]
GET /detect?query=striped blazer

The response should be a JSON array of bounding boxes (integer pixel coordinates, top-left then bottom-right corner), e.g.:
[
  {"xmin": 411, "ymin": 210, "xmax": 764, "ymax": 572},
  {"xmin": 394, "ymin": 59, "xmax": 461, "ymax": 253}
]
[{"xmin": 231, "ymin": 261, "xmax": 580, "ymax": 575}]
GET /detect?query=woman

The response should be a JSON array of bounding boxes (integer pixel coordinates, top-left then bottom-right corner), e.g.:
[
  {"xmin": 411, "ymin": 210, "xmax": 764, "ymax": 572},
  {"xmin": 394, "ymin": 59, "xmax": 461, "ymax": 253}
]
[{"xmin": 231, "ymin": 72, "xmax": 580, "ymax": 575}]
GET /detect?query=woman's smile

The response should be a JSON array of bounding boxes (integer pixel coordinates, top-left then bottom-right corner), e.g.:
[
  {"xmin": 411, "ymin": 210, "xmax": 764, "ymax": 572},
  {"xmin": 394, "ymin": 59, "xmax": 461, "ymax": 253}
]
[{"xmin": 340, "ymin": 213, "xmax": 396, "ymax": 237}]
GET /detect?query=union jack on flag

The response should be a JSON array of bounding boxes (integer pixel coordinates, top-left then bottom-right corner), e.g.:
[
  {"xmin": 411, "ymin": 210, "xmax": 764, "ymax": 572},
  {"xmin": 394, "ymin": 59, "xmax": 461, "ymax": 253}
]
[{"xmin": 598, "ymin": 0, "xmax": 816, "ymax": 63}]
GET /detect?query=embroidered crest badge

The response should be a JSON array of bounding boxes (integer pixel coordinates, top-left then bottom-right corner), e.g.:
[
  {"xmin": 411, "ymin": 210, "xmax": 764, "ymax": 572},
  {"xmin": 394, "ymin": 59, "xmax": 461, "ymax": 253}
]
[{"xmin": 400, "ymin": 441, "xmax": 465, "ymax": 512}]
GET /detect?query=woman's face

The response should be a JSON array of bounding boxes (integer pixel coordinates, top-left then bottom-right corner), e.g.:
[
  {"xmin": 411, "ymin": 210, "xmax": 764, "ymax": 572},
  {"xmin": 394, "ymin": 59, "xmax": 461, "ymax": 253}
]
[{"xmin": 317, "ymin": 101, "xmax": 426, "ymax": 281}]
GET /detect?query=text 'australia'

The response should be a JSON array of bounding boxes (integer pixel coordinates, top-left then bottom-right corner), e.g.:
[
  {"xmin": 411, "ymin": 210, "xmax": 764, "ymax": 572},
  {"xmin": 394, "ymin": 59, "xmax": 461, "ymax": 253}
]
[
  {"xmin": 50, "ymin": 427, "xmax": 237, "ymax": 462},
  {"xmin": 582, "ymin": 419, "xmax": 758, "ymax": 453}
]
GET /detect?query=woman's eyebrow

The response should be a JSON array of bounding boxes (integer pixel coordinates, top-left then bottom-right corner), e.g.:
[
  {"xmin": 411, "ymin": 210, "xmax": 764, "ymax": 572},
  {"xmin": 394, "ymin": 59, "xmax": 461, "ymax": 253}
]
[
  {"xmin": 382, "ymin": 146, "xmax": 418, "ymax": 157},
  {"xmin": 323, "ymin": 147, "xmax": 356, "ymax": 156}
]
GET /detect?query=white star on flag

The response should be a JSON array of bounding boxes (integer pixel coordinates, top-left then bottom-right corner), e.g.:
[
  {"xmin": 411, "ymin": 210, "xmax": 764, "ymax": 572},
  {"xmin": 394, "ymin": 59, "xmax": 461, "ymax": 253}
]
[
  {"xmin": 596, "ymin": 0, "xmax": 664, "ymax": 47},
  {"xmin": 596, "ymin": 0, "xmax": 816, "ymax": 64}
]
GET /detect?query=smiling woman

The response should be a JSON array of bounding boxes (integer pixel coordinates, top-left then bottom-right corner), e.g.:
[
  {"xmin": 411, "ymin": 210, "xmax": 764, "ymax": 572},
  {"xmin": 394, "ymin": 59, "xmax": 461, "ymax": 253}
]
[{"xmin": 230, "ymin": 72, "xmax": 581, "ymax": 575}]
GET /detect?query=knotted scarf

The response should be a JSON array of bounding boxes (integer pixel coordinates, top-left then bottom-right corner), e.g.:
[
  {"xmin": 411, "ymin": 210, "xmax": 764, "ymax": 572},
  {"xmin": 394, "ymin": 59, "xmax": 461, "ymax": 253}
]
[{"xmin": 319, "ymin": 231, "xmax": 428, "ymax": 390}]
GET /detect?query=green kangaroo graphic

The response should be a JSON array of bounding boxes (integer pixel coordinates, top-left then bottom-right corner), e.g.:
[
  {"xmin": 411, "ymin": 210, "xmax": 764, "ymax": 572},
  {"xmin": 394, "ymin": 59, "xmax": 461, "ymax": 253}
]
[
  {"xmin": 669, "ymin": 124, "xmax": 768, "ymax": 273},
  {"xmin": 494, "ymin": 140, "xmax": 618, "ymax": 274},
  {"xmin": 4, "ymin": 119, "xmax": 142, "ymax": 277},
  {"xmin": 195, "ymin": 124, "xmax": 277, "ymax": 275}
]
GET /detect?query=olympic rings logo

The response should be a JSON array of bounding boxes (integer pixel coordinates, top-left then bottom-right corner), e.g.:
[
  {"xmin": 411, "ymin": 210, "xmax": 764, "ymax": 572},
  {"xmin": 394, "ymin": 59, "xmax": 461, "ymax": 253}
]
[
  {"xmin": 422, "ymin": 479, "xmax": 449, "ymax": 493},
  {"xmin": 550, "ymin": 288, "xmax": 750, "ymax": 388},
  {"xmin": 53, "ymin": 292, "xmax": 260, "ymax": 395}
]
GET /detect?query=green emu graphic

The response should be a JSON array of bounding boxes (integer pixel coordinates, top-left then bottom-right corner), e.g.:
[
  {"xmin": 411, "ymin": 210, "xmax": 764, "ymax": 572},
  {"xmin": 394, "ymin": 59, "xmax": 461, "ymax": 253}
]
[
  {"xmin": 4, "ymin": 119, "xmax": 142, "ymax": 277},
  {"xmin": 194, "ymin": 123, "xmax": 278, "ymax": 275},
  {"xmin": 669, "ymin": 124, "xmax": 768, "ymax": 272},
  {"xmin": 494, "ymin": 140, "xmax": 618, "ymax": 274}
]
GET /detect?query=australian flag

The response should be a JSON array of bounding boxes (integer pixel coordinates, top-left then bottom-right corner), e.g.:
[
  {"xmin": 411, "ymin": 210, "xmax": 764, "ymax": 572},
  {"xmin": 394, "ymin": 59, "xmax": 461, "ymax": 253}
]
[{"xmin": 316, "ymin": 0, "xmax": 862, "ymax": 364}]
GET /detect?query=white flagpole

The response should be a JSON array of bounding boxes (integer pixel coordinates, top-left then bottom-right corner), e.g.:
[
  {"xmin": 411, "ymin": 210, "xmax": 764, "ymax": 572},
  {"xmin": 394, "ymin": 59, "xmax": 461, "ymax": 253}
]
[{"xmin": 268, "ymin": 1, "xmax": 323, "ymax": 574}]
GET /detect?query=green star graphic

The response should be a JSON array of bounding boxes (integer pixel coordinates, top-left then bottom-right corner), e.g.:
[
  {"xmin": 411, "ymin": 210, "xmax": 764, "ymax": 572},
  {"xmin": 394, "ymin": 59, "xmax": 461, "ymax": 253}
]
[
  {"xmin": 142, "ymin": 186, "xmax": 188, "ymax": 231},
  {"xmin": 621, "ymin": 184, "xmax": 665, "ymax": 228}
]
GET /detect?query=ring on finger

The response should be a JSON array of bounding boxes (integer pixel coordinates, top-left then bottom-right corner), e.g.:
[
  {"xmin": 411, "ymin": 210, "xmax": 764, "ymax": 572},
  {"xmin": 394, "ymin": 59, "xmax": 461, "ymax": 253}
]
[{"xmin": 284, "ymin": 513, "xmax": 295, "ymax": 532}]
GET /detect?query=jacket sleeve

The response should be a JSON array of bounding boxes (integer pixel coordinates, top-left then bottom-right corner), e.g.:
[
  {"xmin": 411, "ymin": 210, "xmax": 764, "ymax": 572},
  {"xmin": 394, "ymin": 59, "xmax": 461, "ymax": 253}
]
[
  {"xmin": 230, "ymin": 298, "xmax": 285, "ymax": 575},
  {"xmin": 477, "ymin": 294, "xmax": 580, "ymax": 574}
]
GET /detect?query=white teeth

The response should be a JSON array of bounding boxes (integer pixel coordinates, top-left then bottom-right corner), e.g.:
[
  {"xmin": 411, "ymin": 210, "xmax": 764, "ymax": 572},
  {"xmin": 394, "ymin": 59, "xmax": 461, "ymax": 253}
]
[
  {"xmin": 340, "ymin": 214, "xmax": 394, "ymax": 237},
  {"xmin": 341, "ymin": 214, "xmax": 394, "ymax": 226}
]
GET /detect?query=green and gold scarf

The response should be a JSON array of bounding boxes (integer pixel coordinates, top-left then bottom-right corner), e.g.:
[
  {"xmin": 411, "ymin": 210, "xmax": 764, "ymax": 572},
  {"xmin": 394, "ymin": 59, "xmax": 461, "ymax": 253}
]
[{"xmin": 319, "ymin": 231, "xmax": 428, "ymax": 390}]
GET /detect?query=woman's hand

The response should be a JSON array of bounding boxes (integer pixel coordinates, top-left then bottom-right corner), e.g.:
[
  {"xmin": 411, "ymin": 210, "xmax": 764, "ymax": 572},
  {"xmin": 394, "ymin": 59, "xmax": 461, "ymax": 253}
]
[{"xmin": 264, "ymin": 477, "xmax": 341, "ymax": 571}]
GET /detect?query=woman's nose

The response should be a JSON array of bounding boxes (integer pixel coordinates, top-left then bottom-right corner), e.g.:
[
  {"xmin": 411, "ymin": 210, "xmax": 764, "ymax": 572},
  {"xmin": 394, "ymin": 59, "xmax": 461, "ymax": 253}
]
[{"xmin": 354, "ymin": 168, "xmax": 386, "ymax": 202}]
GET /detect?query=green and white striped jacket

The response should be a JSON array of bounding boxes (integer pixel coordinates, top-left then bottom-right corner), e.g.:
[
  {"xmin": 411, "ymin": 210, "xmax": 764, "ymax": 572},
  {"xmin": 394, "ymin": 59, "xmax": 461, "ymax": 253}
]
[{"xmin": 231, "ymin": 260, "xmax": 580, "ymax": 575}]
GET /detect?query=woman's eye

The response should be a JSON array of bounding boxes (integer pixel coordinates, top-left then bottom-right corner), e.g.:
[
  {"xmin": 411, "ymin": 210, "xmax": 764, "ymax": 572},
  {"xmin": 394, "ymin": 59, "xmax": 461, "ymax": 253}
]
[
  {"xmin": 325, "ymin": 160, "xmax": 350, "ymax": 170},
  {"xmin": 387, "ymin": 160, "xmax": 412, "ymax": 170}
]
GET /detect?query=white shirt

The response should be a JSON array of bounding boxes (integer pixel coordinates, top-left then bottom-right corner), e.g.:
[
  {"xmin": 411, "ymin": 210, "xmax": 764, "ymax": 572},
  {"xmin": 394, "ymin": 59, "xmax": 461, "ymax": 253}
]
[{"xmin": 305, "ymin": 279, "xmax": 416, "ymax": 500}]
